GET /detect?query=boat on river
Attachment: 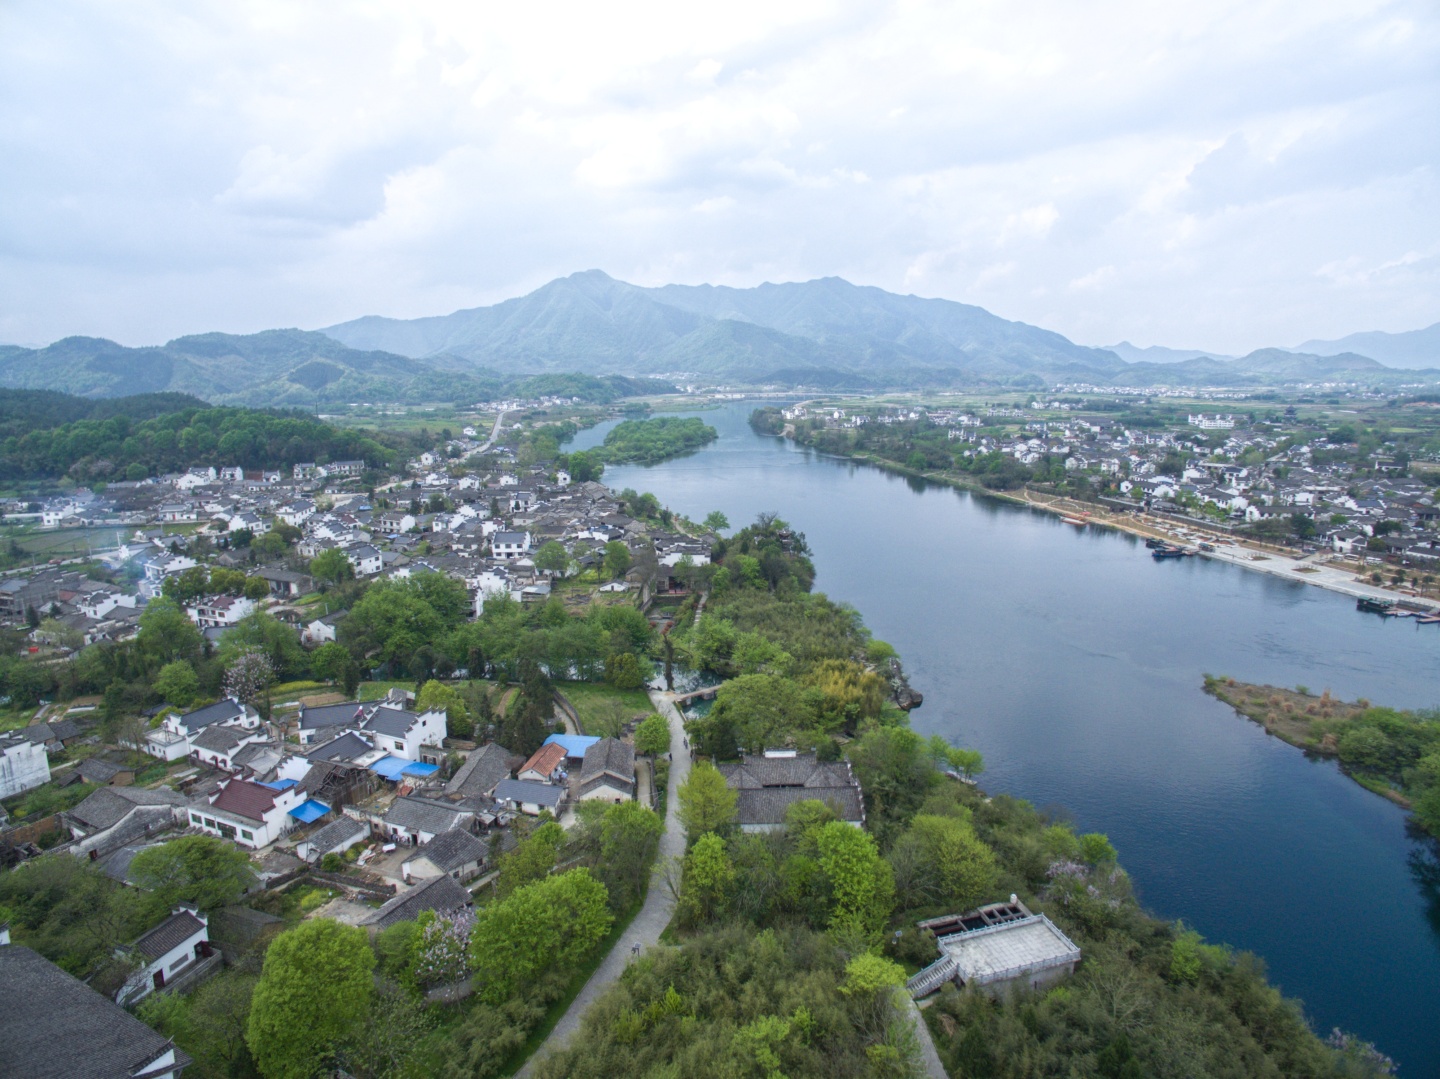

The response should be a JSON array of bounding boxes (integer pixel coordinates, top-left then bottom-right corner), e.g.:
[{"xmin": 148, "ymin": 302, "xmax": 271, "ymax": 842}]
[
  {"xmin": 1151, "ymin": 545, "xmax": 1193, "ymax": 560},
  {"xmin": 1060, "ymin": 515, "xmax": 1088, "ymax": 527},
  {"xmin": 1356, "ymin": 597, "xmax": 1395, "ymax": 614}
]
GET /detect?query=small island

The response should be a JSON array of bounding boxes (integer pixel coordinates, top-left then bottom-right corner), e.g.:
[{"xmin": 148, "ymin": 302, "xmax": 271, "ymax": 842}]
[
  {"xmin": 1205, "ymin": 676, "xmax": 1440, "ymax": 834},
  {"xmin": 599, "ymin": 415, "xmax": 718, "ymax": 464}
]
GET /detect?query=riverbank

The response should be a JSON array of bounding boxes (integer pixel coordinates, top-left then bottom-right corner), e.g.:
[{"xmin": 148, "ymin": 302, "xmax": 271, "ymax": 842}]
[
  {"xmin": 814, "ymin": 444, "xmax": 1440, "ymax": 615},
  {"xmin": 1204, "ymin": 677, "xmax": 1440, "ymax": 829}
]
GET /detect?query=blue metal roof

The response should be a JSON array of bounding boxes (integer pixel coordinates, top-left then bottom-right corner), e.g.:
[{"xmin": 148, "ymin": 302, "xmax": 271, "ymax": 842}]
[
  {"xmin": 259, "ymin": 778, "xmax": 297, "ymax": 791},
  {"xmin": 369, "ymin": 755, "xmax": 411, "ymax": 780},
  {"xmin": 543, "ymin": 733, "xmax": 600, "ymax": 758},
  {"xmin": 288, "ymin": 799, "xmax": 330, "ymax": 824},
  {"xmin": 368, "ymin": 756, "xmax": 441, "ymax": 780}
]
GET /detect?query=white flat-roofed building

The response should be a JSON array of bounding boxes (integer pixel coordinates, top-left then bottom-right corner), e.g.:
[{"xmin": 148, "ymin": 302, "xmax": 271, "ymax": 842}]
[{"xmin": 908, "ymin": 899, "xmax": 1081, "ymax": 999}]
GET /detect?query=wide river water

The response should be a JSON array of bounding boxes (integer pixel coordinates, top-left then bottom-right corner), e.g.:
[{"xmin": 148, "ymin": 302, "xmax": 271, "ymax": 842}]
[{"xmin": 572, "ymin": 402, "xmax": 1440, "ymax": 1072}]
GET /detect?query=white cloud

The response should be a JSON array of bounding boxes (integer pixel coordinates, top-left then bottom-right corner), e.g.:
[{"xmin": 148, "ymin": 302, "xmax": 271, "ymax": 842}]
[{"xmin": 0, "ymin": 0, "xmax": 1435, "ymax": 353}]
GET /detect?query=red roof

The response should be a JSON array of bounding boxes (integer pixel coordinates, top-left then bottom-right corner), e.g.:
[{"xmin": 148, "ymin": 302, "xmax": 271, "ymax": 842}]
[
  {"xmin": 519, "ymin": 742, "xmax": 567, "ymax": 777},
  {"xmin": 211, "ymin": 779, "xmax": 276, "ymax": 822}
]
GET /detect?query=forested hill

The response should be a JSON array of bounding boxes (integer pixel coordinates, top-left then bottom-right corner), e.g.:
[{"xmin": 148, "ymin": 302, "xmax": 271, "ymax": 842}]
[
  {"xmin": 0, "ymin": 390, "xmax": 405, "ymax": 482},
  {"xmin": 0, "ymin": 389, "xmax": 208, "ymax": 441},
  {"xmin": 0, "ymin": 330, "xmax": 676, "ymax": 406},
  {"xmin": 323, "ymin": 270, "xmax": 1128, "ymax": 389}
]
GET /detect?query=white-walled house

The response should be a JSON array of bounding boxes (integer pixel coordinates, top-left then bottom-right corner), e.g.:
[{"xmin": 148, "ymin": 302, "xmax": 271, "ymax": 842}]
[
  {"xmin": 0, "ymin": 730, "xmax": 50, "ymax": 799},
  {"xmin": 357, "ymin": 705, "xmax": 447, "ymax": 762},
  {"xmin": 492, "ymin": 531, "xmax": 532, "ymax": 559},
  {"xmin": 146, "ymin": 697, "xmax": 259, "ymax": 761},
  {"xmin": 115, "ymin": 905, "xmax": 215, "ymax": 1006},
  {"xmin": 189, "ymin": 777, "xmax": 308, "ymax": 848},
  {"xmin": 186, "ymin": 594, "xmax": 256, "ymax": 630}
]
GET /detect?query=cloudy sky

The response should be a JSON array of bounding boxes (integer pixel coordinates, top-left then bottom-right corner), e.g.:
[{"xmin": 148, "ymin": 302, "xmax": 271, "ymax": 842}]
[{"xmin": 1, "ymin": 1, "xmax": 1436, "ymax": 354}]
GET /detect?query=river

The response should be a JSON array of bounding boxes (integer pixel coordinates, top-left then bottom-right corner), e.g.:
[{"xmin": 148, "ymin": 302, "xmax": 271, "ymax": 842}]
[{"xmin": 572, "ymin": 401, "xmax": 1440, "ymax": 1072}]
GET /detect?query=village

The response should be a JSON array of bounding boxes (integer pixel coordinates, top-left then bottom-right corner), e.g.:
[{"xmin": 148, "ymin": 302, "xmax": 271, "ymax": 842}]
[{"xmin": 776, "ymin": 393, "xmax": 1440, "ymax": 595}]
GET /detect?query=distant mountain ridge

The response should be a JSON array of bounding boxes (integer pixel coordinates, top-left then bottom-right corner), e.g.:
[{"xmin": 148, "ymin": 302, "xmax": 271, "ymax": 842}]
[
  {"xmin": 1102, "ymin": 341, "xmax": 1236, "ymax": 364},
  {"xmin": 4, "ymin": 272, "xmax": 1437, "ymax": 398},
  {"xmin": 1288, "ymin": 322, "xmax": 1440, "ymax": 369},
  {"xmin": 321, "ymin": 270, "xmax": 1129, "ymax": 388}
]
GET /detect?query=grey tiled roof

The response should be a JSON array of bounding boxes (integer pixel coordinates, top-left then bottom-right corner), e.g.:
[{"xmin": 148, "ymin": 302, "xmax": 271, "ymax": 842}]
[
  {"xmin": 446, "ymin": 742, "xmax": 516, "ymax": 798},
  {"xmin": 362, "ymin": 705, "xmax": 418, "ymax": 738},
  {"xmin": 383, "ymin": 796, "xmax": 472, "ymax": 835},
  {"xmin": 363, "ymin": 873, "xmax": 472, "ymax": 930},
  {"xmin": 307, "ymin": 732, "xmax": 374, "ymax": 763},
  {"xmin": 494, "ymin": 778, "xmax": 564, "ymax": 808},
  {"xmin": 579, "ymin": 738, "xmax": 634, "ymax": 785},
  {"xmin": 716, "ymin": 753, "xmax": 865, "ymax": 827},
  {"xmin": 176, "ymin": 698, "xmax": 246, "ymax": 731},
  {"xmin": 132, "ymin": 909, "xmax": 206, "ymax": 960},
  {"xmin": 405, "ymin": 828, "xmax": 487, "ymax": 873},
  {"xmin": 66, "ymin": 786, "xmax": 188, "ymax": 832},
  {"xmin": 0, "ymin": 944, "xmax": 190, "ymax": 1079},
  {"xmin": 189, "ymin": 725, "xmax": 248, "ymax": 753},
  {"xmin": 302, "ymin": 816, "xmax": 367, "ymax": 855},
  {"xmin": 298, "ymin": 701, "xmax": 364, "ymax": 731}
]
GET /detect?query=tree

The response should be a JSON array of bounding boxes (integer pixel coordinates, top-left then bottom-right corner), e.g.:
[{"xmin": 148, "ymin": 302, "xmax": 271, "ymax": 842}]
[
  {"xmin": 469, "ymin": 868, "xmax": 612, "ymax": 1003},
  {"xmin": 129, "ymin": 835, "xmax": 255, "ymax": 911},
  {"xmin": 416, "ymin": 678, "xmax": 471, "ymax": 738},
  {"xmin": 533, "ymin": 540, "xmax": 570, "ymax": 576},
  {"xmin": 310, "ymin": 641, "xmax": 351, "ymax": 685},
  {"xmin": 604, "ymin": 540, "xmax": 632, "ymax": 580},
  {"xmin": 598, "ymin": 801, "xmax": 664, "ymax": 907},
  {"xmin": 243, "ymin": 575, "xmax": 270, "ymax": 600},
  {"xmin": 888, "ymin": 814, "xmax": 996, "ymax": 912},
  {"xmin": 702, "ymin": 673, "xmax": 815, "ymax": 753},
  {"xmin": 219, "ymin": 611, "xmax": 307, "ymax": 680},
  {"xmin": 224, "ymin": 648, "xmax": 275, "ymax": 708},
  {"xmin": 677, "ymin": 761, "xmax": 738, "ymax": 842},
  {"xmin": 679, "ymin": 832, "xmax": 734, "ymax": 924},
  {"xmin": 634, "ymin": 712, "xmax": 671, "ymax": 757},
  {"xmin": 816, "ymin": 821, "xmax": 894, "ymax": 939},
  {"xmin": 604, "ymin": 651, "xmax": 646, "ymax": 690},
  {"xmin": 154, "ymin": 661, "xmax": 200, "ymax": 708},
  {"xmin": 310, "ymin": 548, "xmax": 355, "ymax": 586},
  {"xmin": 703, "ymin": 510, "xmax": 730, "ymax": 533},
  {"xmin": 247, "ymin": 919, "xmax": 375, "ymax": 1079},
  {"xmin": 496, "ymin": 819, "xmax": 564, "ymax": 897},
  {"xmin": 36, "ymin": 617, "xmax": 82, "ymax": 651},
  {"xmin": 137, "ymin": 596, "xmax": 203, "ymax": 666}
]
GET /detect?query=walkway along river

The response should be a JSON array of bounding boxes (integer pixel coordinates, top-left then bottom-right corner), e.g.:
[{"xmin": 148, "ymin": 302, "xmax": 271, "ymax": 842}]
[{"xmin": 573, "ymin": 401, "xmax": 1440, "ymax": 1073}]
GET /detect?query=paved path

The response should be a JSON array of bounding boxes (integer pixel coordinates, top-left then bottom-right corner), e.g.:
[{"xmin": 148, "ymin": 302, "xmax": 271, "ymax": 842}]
[
  {"xmin": 516, "ymin": 690, "xmax": 690, "ymax": 1076},
  {"xmin": 903, "ymin": 996, "xmax": 950, "ymax": 1079}
]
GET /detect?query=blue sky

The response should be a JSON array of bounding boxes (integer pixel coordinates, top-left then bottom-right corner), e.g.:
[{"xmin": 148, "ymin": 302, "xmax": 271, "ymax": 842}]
[{"xmin": 1, "ymin": 1, "xmax": 1436, "ymax": 354}]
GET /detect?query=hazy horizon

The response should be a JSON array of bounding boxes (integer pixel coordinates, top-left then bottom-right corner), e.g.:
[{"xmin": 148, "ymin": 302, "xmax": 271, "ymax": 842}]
[{"xmin": 2, "ymin": 2, "xmax": 1437, "ymax": 356}]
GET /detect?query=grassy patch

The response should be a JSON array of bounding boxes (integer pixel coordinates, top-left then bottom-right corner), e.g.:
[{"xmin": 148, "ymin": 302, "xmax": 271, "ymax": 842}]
[
  {"xmin": 358, "ymin": 680, "xmax": 418, "ymax": 702},
  {"xmin": 557, "ymin": 681, "xmax": 656, "ymax": 736},
  {"xmin": 271, "ymin": 680, "xmax": 332, "ymax": 697}
]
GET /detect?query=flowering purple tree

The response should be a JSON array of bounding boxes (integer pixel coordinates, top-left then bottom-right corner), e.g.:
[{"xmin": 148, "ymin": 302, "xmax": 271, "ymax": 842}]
[
  {"xmin": 410, "ymin": 909, "xmax": 475, "ymax": 991},
  {"xmin": 223, "ymin": 647, "xmax": 275, "ymax": 707}
]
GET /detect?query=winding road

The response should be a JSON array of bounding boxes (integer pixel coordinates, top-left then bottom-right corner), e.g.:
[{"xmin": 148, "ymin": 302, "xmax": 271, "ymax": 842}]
[{"xmin": 516, "ymin": 689, "xmax": 691, "ymax": 1076}]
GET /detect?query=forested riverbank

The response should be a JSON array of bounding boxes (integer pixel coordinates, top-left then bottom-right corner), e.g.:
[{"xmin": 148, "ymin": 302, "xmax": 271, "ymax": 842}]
[
  {"xmin": 1205, "ymin": 677, "xmax": 1440, "ymax": 834},
  {"xmin": 531, "ymin": 516, "xmax": 1392, "ymax": 1078}
]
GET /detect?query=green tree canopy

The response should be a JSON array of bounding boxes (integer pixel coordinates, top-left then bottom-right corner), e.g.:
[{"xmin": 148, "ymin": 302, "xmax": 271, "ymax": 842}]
[
  {"xmin": 129, "ymin": 835, "xmax": 255, "ymax": 912},
  {"xmin": 153, "ymin": 660, "xmax": 200, "ymax": 708},
  {"xmin": 533, "ymin": 540, "xmax": 570, "ymax": 576},
  {"xmin": 678, "ymin": 761, "xmax": 738, "ymax": 842},
  {"xmin": 469, "ymin": 868, "xmax": 612, "ymax": 1004},
  {"xmin": 634, "ymin": 712, "xmax": 671, "ymax": 757},
  {"xmin": 310, "ymin": 548, "xmax": 355, "ymax": 586},
  {"xmin": 603, "ymin": 540, "xmax": 632, "ymax": 580},
  {"xmin": 246, "ymin": 919, "xmax": 375, "ymax": 1079}
]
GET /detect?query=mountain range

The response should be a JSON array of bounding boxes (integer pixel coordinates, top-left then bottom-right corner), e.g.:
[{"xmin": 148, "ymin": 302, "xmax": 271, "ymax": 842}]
[{"xmin": 0, "ymin": 271, "xmax": 1434, "ymax": 402}]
